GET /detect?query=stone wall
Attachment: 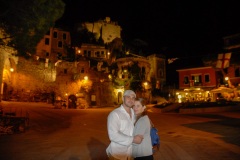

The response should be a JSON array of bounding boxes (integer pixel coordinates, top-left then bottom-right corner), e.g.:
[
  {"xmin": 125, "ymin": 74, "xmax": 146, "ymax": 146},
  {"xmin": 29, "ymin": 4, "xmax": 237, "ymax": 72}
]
[{"xmin": 8, "ymin": 57, "xmax": 56, "ymax": 101}]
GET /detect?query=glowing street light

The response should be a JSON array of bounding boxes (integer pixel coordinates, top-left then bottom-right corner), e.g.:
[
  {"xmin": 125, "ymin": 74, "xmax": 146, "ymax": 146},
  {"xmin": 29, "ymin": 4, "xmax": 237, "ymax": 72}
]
[
  {"xmin": 225, "ymin": 76, "xmax": 230, "ymax": 87},
  {"xmin": 143, "ymin": 81, "xmax": 148, "ymax": 90},
  {"xmin": 84, "ymin": 76, "xmax": 88, "ymax": 81},
  {"xmin": 143, "ymin": 82, "xmax": 148, "ymax": 86}
]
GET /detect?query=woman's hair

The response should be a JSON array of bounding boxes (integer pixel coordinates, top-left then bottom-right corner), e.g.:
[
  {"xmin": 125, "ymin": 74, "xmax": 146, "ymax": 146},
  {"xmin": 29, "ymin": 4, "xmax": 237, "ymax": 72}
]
[{"xmin": 134, "ymin": 97, "xmax": 148, "ymax": 125}]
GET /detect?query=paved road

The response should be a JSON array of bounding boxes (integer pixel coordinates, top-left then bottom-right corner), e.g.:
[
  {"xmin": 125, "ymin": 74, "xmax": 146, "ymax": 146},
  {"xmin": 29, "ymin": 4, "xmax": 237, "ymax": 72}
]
[{"xmin": 0, "ymin": 101, "xmax": 240, "ymax": 160}]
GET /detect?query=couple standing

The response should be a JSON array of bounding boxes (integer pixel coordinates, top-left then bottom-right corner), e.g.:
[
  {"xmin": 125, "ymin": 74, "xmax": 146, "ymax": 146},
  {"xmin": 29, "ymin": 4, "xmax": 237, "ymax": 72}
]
[{"xmin": 106, "ymin": 90, "xmax": 154, "ymax": 160}]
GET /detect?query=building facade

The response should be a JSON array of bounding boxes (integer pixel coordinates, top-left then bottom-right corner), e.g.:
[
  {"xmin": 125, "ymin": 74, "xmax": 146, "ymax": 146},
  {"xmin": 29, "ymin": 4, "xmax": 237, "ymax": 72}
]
[
  {"xmin": 175, "ymin": 66, "xmax": 240, "ymax": 103},
  {"xmin": 1, "ymin": 19, "xmax": 168, "ymax": 107},
  {"xmin": 36, "ymin": 27, "xmax": 71, "ymax": 63},
  {"xmin": 177, "ymin": 66, "xmax": 217, "ymax": 90},
  {"xmin": 82, "ymin": 17, "xmax": 121, "ymax": 44},
  {"xmin": 223, "ymin": 33, "xmax": 240, "ymax": 87},
  {"xmin": 148, "ymin": 54, "xmax": 166, "ymax": 90},
  {"xmin": 75, "ymin": 43, "xmax": 110, "ymax": 60},
  {"xmin": 176, "ymin": 67, "xmax": 218, "ymax": 102}
]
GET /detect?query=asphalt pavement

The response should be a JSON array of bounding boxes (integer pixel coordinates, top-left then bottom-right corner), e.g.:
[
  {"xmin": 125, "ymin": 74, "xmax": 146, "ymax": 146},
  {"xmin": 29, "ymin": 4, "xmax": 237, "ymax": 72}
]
[{"xmin": 0, "ymin": 101, "xmax": 240, "ymax": 160}]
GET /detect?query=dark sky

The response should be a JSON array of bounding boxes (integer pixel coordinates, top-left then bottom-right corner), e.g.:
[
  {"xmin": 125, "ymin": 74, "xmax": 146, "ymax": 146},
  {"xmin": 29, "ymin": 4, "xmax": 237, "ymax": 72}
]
[
  {"xmin": 57, "ymin": 0, "xmax": 240, "ymax": 57},
  {"xmin": 56, "ymin": 0, "xmax": 240, "ymax": 85}
]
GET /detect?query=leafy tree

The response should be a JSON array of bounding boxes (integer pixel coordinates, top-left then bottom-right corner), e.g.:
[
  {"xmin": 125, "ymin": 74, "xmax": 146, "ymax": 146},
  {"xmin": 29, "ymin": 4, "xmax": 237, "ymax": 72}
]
[
  {"xmin": 0, "ymin": 0, "xmax": 65, "ymax": 57},
  {"xmin": 0, "ymin": 0, "xmax": 65, "ymax": 101},
  {"xmin": 129, "ymin": 62, "xmax": 143, "ymax": 92},
  {"xmin": 107, "ymin": 37, "xmax": 123, "ymax": 64}
]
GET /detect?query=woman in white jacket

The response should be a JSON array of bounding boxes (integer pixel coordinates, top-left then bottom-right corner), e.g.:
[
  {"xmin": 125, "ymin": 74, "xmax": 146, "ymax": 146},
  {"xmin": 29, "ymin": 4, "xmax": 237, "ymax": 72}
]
[{"xmin": 132, "ymin": 98, "xmax": 153, "ymax": 160}]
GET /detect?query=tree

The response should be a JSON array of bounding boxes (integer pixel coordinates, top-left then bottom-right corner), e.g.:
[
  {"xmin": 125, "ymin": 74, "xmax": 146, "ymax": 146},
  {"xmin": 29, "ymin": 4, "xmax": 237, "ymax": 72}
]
[
  {"xmin": 129, "ymin": 62, "xmax": 143, "ymax": 92},
  {"xmin": 107, "ymin": 37, "xmax": 123, "ymax": 64},
  {"xmin": 0, "ymin": 0, "xmax": 65, "ymax": 101},
  {"xmin": 0, "ymin": 0, "xmax": 65, "ymax": 57}
]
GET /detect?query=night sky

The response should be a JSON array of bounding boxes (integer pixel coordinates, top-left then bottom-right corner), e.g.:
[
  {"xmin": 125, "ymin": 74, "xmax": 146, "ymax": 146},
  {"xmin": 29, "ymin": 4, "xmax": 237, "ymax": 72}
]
[
  {"xmin": 57, "ymin": 0, "xmax": 240, "ymax": 55},
  {"xmin": 56, "ymin": 0, "xmax": 240, "ymax": 85}
]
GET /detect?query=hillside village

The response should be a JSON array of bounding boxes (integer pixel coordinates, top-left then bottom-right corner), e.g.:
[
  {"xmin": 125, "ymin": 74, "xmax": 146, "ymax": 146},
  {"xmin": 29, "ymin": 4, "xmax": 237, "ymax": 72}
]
[
  {"xmin": 0, "ymin": 17, "xmax": 166, "ymax": 108},
  {"xmin": 1, "ymin": 17, "xmax": 240, "ymax": 108}
]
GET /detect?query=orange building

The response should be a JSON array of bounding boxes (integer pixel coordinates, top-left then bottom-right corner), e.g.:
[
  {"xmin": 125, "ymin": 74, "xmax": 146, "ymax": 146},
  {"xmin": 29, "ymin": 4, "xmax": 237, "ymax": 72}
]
[
  {"xmin": 177, "ymin": 66, "xmax": 217, "ymax": 90},
  {"xmin": 35, "ymin": 27, "xmax": 71, "ymax": 63},
  {"xmin": 176, "ymin": 64, "xmax": 240, "ymax": 102},
  {"xmin": 176, "ymin": 66, "xmax": 218, "ymax": 102}
]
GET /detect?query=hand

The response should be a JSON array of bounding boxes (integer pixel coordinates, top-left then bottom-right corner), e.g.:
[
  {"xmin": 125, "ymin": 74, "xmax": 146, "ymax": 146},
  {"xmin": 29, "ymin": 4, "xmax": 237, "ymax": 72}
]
[{"xmin": 133, "ymin": 135, "xmax": 143, "ymax": 144}]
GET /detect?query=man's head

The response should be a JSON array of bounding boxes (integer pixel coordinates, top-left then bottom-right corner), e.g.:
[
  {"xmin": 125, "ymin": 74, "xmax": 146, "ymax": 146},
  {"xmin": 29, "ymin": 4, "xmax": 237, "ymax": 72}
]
[
  {"xmin": 123, "ymin": 90, "xmax": 136, "ymax": 98},
  {"xmin": 122, "ymin": 90, "xmax": 136, "ymax": 108}
]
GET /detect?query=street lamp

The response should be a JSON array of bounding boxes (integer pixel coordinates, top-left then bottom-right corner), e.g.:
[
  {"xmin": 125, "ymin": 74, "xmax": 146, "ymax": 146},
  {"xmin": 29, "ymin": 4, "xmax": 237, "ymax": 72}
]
[
  {"xmin": 84, "ymin": 76, "xmax": 88, "ymax": 81},
  {"xmin": 225, "ymin": 76, "xmax": 229, "ymax": 87},
  {"xmin": 143, "ymin": 82, "xmax": 148, "ymax": 88},
  {"xmin": 178, "ymin": 94, "xmax": 182, "ymax": 103},
  {"xmin": 108, "ymin": 74, "xmax": 112, "ymax": 80}
]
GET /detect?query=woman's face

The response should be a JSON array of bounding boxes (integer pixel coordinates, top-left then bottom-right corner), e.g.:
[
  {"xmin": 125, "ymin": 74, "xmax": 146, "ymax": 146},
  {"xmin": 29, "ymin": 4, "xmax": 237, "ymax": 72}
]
[{"xmin": 133, "ymin": 100, "xmax": 146, "ymax": 115}]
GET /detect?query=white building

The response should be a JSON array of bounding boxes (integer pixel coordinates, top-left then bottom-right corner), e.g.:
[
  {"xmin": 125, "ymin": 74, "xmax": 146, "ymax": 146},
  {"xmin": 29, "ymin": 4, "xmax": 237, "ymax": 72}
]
[{"xmin": 83, "ymin": 17, "xmax": 122, "ymax": 44}]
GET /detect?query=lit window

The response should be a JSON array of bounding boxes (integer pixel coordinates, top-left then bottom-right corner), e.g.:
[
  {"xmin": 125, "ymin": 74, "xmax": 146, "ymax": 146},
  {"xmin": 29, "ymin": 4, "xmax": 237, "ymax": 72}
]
[{"xmin": 192, "ymin": 75, "xmax": 202, "ymax": 83}]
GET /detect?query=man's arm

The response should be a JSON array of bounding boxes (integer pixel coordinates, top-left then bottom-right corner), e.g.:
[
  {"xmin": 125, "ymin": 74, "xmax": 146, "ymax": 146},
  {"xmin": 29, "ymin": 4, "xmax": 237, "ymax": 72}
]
[{"xmin": 133, "ymin": 135, "xmax": 143, "ymax": 144}]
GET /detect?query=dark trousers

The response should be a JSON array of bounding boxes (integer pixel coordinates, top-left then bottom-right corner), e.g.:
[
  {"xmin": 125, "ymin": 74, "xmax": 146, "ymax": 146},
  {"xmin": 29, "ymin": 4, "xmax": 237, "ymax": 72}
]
[{"xmin": 134, "ymin": 155, "xmax": 154, "ymax": 160}]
